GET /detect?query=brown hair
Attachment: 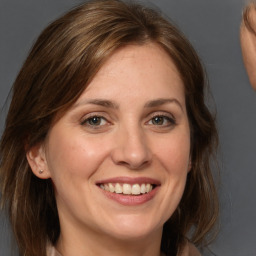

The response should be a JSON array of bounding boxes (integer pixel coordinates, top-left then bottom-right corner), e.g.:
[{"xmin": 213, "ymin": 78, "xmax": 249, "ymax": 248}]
[
  {"xmin": 243, "ymin": 2, "xmax": 256, "ymax": 35},
  {"xmin": 0, "ymin": 0, "xmax": 218, "ymax": 255}
]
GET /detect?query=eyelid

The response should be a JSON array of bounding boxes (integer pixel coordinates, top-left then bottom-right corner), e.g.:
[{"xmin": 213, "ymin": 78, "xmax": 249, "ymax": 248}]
[{"xmin": 148, "ymin": 111, "xmax": 175, "ymax": 120}]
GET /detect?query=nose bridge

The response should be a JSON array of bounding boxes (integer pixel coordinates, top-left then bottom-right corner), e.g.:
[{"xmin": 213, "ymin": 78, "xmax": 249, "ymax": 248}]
[{"xmin": 112, "ymin": 121, "xmax": 152, "ymax": 169}]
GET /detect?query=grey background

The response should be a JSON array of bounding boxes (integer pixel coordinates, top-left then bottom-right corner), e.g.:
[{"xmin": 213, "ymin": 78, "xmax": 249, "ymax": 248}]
[{"xmin": 0, "ymin": 0, "xmax": 256, "ymax": 255}]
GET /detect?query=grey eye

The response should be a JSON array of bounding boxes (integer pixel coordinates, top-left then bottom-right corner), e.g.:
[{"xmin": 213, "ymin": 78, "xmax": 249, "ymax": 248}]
[{"xmin": 82, "ymin": 116, "xmax": 107, "ymax": 126}]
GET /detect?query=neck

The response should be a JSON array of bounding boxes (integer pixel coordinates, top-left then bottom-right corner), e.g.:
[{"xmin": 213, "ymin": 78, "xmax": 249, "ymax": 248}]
[{"xmin": 56, "ymin": 224, "xmax": 164, "ymax": 256}]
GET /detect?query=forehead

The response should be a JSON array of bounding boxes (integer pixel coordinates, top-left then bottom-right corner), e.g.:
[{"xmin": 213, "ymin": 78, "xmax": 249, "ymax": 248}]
[
  {"xmin": 97, "ymin": 43, "xmax": 179, "ymax": 76},
  {"xmin": 82, "ymin": 43, "xmax": 185, "ymax": 100}
]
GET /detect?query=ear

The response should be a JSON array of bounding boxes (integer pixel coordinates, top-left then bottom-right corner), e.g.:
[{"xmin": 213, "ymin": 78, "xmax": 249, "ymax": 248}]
[{"xmin": 26, "ymin": 143, "xmax": 51, "ymax": 179}]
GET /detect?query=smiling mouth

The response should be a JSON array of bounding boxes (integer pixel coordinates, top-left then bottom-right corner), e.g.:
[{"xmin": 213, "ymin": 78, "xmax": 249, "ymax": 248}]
[{"xmin": 98, "ymin": 183, "xmax": 157, "ymax": 196}]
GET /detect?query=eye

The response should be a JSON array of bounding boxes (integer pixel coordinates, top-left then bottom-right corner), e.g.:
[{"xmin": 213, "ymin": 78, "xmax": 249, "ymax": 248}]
[
  {"xmin": 151, "ymin": 116, "xmax": 165, "ymax": 125},
  {"xmin": 81, "ymin": 116, "xmax": 107, "ymax": 127},
  {"xmin": 148, "ymin": 114, "xmax": 176, "ymax": 127}
]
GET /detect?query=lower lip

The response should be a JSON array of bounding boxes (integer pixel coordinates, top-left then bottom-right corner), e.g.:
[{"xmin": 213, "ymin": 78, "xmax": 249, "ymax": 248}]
[{"xmin": 99, "ymin": 186, "xmax": 159, "ymax": 206}]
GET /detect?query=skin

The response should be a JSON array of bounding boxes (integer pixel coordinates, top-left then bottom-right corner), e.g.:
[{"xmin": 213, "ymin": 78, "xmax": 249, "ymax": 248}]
[
  {"xmin": 240, "ymin": 4, "xmax": 256, "ymax": 90},
  {"xmin": 27, "ymin": 43, "xmax": 191, "ymax": 256}
]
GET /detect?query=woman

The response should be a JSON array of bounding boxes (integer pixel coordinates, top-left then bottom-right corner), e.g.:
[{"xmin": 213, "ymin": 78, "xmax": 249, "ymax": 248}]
[
  {"xmin": 240, "ymin": 2, "xmax": 256, "ymax": 89},
  {"xmin": 0, "ymin": 0, "xmax": 218, "ymax": 255}
]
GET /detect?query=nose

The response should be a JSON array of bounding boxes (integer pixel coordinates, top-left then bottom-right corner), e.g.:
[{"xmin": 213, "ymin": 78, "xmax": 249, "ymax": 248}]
[{"xmin": 111, "ymin": 126, "xmax": 152, "ymax": 170}]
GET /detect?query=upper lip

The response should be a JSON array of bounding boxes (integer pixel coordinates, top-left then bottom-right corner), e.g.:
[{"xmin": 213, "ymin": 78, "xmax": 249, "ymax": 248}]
[{"xmin": 96, "ymin": 176, "xmax": 161, "ymax": 186}]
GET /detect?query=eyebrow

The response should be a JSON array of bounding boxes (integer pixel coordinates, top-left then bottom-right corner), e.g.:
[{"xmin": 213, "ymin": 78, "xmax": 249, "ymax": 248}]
[
  {"xmin": 74, "ymin": 98, "xmax": 183, "ymax": 111},
  {"xmin": 144, "ymin": 98, "xmax": 184, "ymax": 111},
  {"xmin": 73, "ymin": 99, "xmax": 119, "ymax": 109}
]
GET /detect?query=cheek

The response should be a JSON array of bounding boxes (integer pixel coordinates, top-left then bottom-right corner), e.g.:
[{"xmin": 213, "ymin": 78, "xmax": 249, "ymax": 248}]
[
  {"xmin": 45, "ymin": 130, "xmax": 110, "ymax": 183},
  {"xmin": 154, "ymin": 133, "xmax": 190, "ymax": 224},
  {"xmin": 154, "ymin": 132, "xmax": 191, "ymax": 175}
]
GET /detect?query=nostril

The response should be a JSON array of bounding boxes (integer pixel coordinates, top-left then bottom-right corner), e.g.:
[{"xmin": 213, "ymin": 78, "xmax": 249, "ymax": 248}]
[
  {"xmin": 110, "ymin": 133, "xmax": 152, "ymax": 169},
  {"xmin": 114, "ymin": 158, "xmax": 151, "ymax": 170}
]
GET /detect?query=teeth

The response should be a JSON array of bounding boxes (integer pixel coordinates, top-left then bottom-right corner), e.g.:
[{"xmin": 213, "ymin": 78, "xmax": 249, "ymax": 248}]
[
  {"xmin": 146, "ymin": 184, "xmax": 152, "ymax": 193},
  {"xmin": 140, "ymin": 184, "xmax": 146, "ymax": 194},
  {"xmin": 104, "ymin": 184, "xmax": 110, "ymax": 192},
  {"xmin": 131, "ymin": 184, "xmax": 140, "ymax": 195},
  {"xmin": 123, "ymin": 184, "xmax": 132, "ymax": 194},
  {"xmin": 101, "ymin": 183, "xmax": 154, "ymax": 195},
  {"xmin": 115, "ymin": 183, "xmax": 122, "ymax": 194},
  {"xmin": 109, "ymin": 183, "xmax": 115, "ymax": 192}
]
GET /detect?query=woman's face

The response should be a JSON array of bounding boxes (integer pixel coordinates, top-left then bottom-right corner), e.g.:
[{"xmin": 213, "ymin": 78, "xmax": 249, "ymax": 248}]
[{"xmin": 32, "ymin": 43, "xmax": 191, "ymax": 242}]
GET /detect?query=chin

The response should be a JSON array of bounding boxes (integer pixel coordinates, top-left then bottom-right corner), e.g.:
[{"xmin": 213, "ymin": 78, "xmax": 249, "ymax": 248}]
[{"xmin": 103, "ymin": 214, "xmax": 163, "ymax": 241}]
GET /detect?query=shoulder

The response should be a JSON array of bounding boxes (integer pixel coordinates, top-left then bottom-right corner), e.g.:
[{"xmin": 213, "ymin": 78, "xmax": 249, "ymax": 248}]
[{"xmin": 178, "ymin": 241, "xmax": 201, "ymax": 256}]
